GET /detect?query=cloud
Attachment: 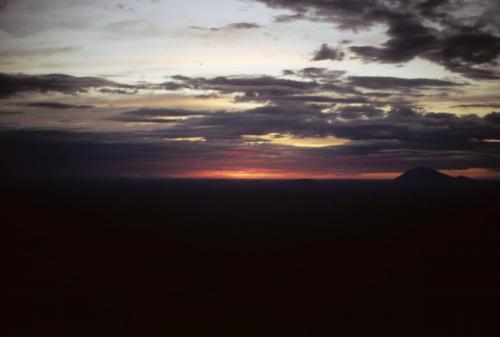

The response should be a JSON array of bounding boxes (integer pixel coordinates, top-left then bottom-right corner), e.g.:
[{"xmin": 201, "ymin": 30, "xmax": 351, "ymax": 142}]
[
  {"xmin": 1, "ymin": 71, "xmax": 382, "ymax": 104},
  {"xmin": 336, "ymin": 105, "xmax": 384, "ymax": 119},
  {"xmin": 311, "ymin": 44, "xmax": 345, "ymax": 61},
  {"xmin": 168, "ymin": 74, "xmax": 332, "ymax": 103},
  {"xmin": 283, "ymin": 67, "xmax": 346, "ymax": 79},
  {"xmin": 351, "ymin": 27, "xmax": 500, "ymax": 79},
  {"xmin": 330, "ymin": 105, "xmax": 500, "ymax": 145},
  {"xmin": 274, "ymin": 13, "xmax": 306, "ymax": 23},
  {"xmin": 484, "ymin": 112, "xmax": 500, "ymax": 124},
  {"xmin": 192, "ymin": 75, "xmax": 316, "ymax": 90},
  {"xmin": 0, "ymin": 0, "xmax": 9, "ymax": 12},
  {"xmin": 16, "ymin": 102, "xmax": 95, "ymax": 110},
  {"xmin": 451, "ymin": 103, "xmax": 500, "ymax": 109},
  {"xmin": 2, "ymin": 103, "xmax": 499, "ymax": 178},
  {"xmin": 226, "ymin": 22, "xmax": 261, "ymax": 29},
  {"xmin": 347, "ymin": 76, "xmax": 463, "ymax": 90},
  {"xmin": 111, "ymin": 108, "xmax": 206, "ymax": 124},
  {"xmin": 169, "ymin": 74, "xmax": 319, "ymax": 93},
  {"xmin": 111, "ymin": 103, "xmax": 500, "ymax": 152},
  {"xmin": 189, "ymin": 22, "xmax": 261, "ymax": 32},
  {"xmin": 0, "ymin": 73, "xmax": 157, "ymax": 98},
  {"xmin": 2, "ymin": 71, "xmax": 496, "ymax": 177},
  {"xmin": 0, "ymin": 128, "xmax": 177, "ymax": 178},
  {"xmin": 138, "ymin": 69, "xmax": 478, "ymax": 109},
  {"xmin": 165, "ymin": 71, "xmax": 465, "ymax": 105},
  {"xmin": 98, "ymin": 88, "xmax": 138, "ymax": 95},
  {"xmin": 0, "ymin": 73, "xmax": 131, "ymax": 98},
  {"xmin": 257, "ymin": 0, "xmax": 500, "ymax": 79},
  {"xmin": 0, "ymin": 110, "xmax": 21, "ymax": 115}
]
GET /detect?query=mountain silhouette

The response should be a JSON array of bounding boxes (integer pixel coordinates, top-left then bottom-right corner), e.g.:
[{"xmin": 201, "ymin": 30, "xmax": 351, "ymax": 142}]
[{"xmin": 394, "ymin": 166, "xmax": 470, "ymax": 182}]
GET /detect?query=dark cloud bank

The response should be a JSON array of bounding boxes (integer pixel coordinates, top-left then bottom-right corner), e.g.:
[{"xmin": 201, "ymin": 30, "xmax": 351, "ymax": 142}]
[
  {"xmin": 2, "ymin": 101, "xmax": 499, "ymax": 178},
  {"xmin": 0, "ymin": 70, "xmax": 464, "ymax": 103},
  {"xmin": 0, "ymin": 73, "xmax": 129, "ymax": 98},
  {"xmin": 1, "ymin": 68, "xmax": 499, "ymax": 178},
  {"xmin": 0, "ymin": 73, "xmax": 171, "ymax": 98}
]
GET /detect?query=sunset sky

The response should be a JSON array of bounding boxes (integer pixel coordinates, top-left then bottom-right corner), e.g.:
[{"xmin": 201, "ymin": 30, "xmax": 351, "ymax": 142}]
[{"xmin": 1, "ymin": 0, "xmax": 499, "ymax": 179}]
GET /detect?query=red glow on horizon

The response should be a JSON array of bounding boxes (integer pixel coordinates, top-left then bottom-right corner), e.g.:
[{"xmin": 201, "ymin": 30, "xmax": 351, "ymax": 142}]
[
  {"xmin": 169, "ymin": 169, "xmax": 399, "ymax": 180},
  {"xmin": 173, "ymin": 169, "xmax": 329, "ymax": 179}
]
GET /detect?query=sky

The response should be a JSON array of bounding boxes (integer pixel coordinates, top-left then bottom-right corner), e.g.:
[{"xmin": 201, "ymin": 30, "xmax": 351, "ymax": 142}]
[{"xmin": 1, "ymin": 0, "xmax": 499, "ymax": 179}]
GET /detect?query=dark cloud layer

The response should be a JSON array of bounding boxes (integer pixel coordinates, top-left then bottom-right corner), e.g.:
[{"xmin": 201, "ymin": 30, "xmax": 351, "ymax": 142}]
[
  {"xmin": 336, "ymin": 105, "xmax": 384, "ymax": 119},
  {"xmin": 1, "ymin": 70, "xmax": 498, "ymax": 178},
  {"xmin": 2, "ymin": 102, "xmax": 499, "ymax": 178},
  {"xmin": 259, "ymin": 0, "xmax": 500, "ymax": 79},
  {"xmin": 171, "ymin": 75, "xmax": 317, "ymax": 91},
  {"xmin": 347, "ymin": 76, "xmax": 463, "ymax": 90},
  {"xmin": 0, "ymin": 73, "xmax": 182, "ymax": 98},
  {"xmin": 167, "ymin": 74, "xmax": 335, "ymax": 104},
  {"xmin": 0, "ymin": 70, "xmax": 465, "ymax": 105},
  {"xmin": 111, "ymin": 103, "xmax": 500, "ymax": 147},
  {"xmin": 452, "ymin": 103, "xmax": 500, "ymax": 109},
  {"xmin": 17, "ymin": 102, "xmax": 95, "ymax": 109},
  {"xmin": 0, "ymin": 73, "xmax": 132, "ymax": 98},
  {"xmin": 165, "ymin": 71, "xmax": 464, "ymax": 105}
]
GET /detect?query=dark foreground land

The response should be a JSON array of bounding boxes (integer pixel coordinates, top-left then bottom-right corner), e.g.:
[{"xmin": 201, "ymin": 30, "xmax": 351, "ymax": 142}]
[{"xmin": 4, "ymin": 179, "xmax": 500, "ymax": 336}]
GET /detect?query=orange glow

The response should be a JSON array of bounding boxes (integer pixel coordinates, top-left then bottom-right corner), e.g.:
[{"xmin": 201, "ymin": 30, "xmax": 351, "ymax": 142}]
[
  {"xmin": 167, "ymin": 168, "xmax": 500, "ymax": 180},
  {"xmin": 173, "ymin": 169, "xmax": 339, "ymax": 180},
  {"xmin": 170, "ymin": 169, "xmax": 403, "ymax": 180}
]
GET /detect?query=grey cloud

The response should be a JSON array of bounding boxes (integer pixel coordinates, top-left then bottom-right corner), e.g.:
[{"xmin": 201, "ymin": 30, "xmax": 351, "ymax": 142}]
[
  {"xmin": 0, "ymin": 110, "xmax": 22, "ymax": 115},
  {"xmin": 16, "ymin": 102, "xmax": 95, "ymax": 110},
  {"xmin": 114, "ymin": 104, "xmax": 333, "ymax": 139},
  {"xmin": 165, "ymin": 71, "xmax": 468, "ymax": 105},
  {"xmin": 0, "ymin": 73, "xmax": 126, "ymax": 98},
  {"xmin": 274, "ymin": 13, "xmax": 306, "ymax": 23},
  {"xmin": 311, "ymin": 44, "xmax": 345, "ymax": 61},
  {"xmin": 0, "ymin": 128, "xmax": 211, "ymax": 178},
  {"xmin": 336, "ymin": 105, "xmax": 385, "ymax": 119},
  {"xmin": 111, "ymin": 108, "xmax": 207, "ymax": 123},
  {"xmin": 98, "ymin": 88, "xmax": 138, "ymax": 95},
  {"xmin": 258, "ymin": 0, "xmax": 500, "ymax": 79},
  {"xmin": 347, "ymin": 76, "xmax": 463, "ymax": 90},
  {"xmin": 285, "ymin": 67, "xmax": 346, "ymax": 79},
  {"xmin": 484, "ymin": 112, "xmax": 500, "ymax": 124},
  {"xmin": 3, "ymin": 102, "xmax": 499, "ymax": 178},
  {"xmin": 451, "ymin": 103, "xmax": 500, "ymax": 109},
  {"xmin": 189, "ymin": 22, "xmax": 261, "ymax": 32},
  {"xmin": 226, "ymin": 22, "xmax": 261, "ymax": 29},
  {"xmin": 0, "ymin": 73, "xmax": 155, "ymax": 98},
  {"xmin": 112, "ymin": 103, "xmax": 500, "ymax": 152},
  {"xmin": 168, "ymin": 74, "xmax": 329, "ymax": 103},
  {"xmin": 0, "ymin": 0, "xmax": 9, "ymax": 12},
  {"xmin": 330, "ymin": 105, "xmax": 500, "ymax": 145}
]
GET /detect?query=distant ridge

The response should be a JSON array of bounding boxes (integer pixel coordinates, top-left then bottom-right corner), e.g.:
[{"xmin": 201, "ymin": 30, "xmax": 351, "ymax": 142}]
[{"xmin": 394, "ymin": 166, "xmax": 471, "ymax": 183}]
